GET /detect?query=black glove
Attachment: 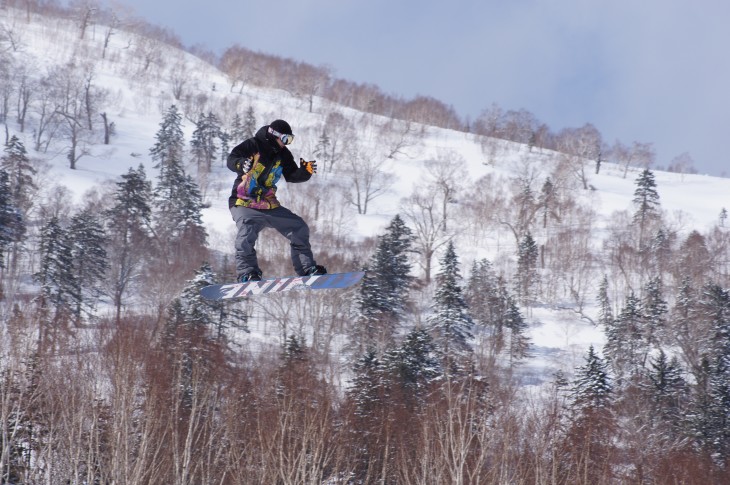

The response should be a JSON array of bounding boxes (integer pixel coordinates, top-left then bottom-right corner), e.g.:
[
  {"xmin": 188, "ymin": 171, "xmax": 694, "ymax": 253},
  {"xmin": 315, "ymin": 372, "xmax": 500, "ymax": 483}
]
[{"xmin": 300, "ymin": 158, "xmax": 317, "ymax": 174}]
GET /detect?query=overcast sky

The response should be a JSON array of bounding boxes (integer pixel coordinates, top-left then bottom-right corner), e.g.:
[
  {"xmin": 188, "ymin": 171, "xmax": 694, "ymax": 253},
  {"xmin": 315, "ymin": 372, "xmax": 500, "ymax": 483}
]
[{"xmin": 103, "ymin": 0, "xmax": 730, "ymax": 177}]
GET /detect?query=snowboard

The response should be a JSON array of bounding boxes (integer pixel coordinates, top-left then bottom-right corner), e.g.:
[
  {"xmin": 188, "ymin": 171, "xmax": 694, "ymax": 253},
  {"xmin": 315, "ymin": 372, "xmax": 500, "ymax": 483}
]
[{"xmin": 200, "ymin": 271, "xmax": 365, "ymax": 301}]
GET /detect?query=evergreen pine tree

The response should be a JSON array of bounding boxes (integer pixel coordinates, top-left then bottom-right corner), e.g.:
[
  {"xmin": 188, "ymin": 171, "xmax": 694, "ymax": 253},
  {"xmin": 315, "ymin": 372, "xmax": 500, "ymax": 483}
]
[
  {"xmin": 219, "ymin": 128, "xmax": 230, "ymax": 165},
  {"xmin": 348, "ymin": 349, "xmax": 385, "ymax": 421},
  {"xmin": 493, "ymin": 276, "xmax": 513, "ymax": 320},
  {"xmin": 465, "ymin": 258, "xmax": 507, "ymax": 362},
  {"xmin": 632, "ymin": 168, "xmax": 661, "ymax": 223},
  {"xmin": 1, "ymin": 135, "xmax": 37, "ymax": 212},
  {"xmin": 0, "ymin": 170, "xmax": 24, "ymax": 271},
  {"xmin": 382, "ymin": 327, "xmax": 441, "ymax": 407},
  {"xmin": 427, "ymin": 241, "xmax": 474, "ymax": 372},
  {"xmin": 67, "ymin": 209, "xmax": 108, "ymax": 324},
  {"xmin": 465, "ymin": 259, "xmax": 528, "ymax": 365},
  {"xmin": 705, "ymin": 355, "xmax": 730, "ymax": 465},
  {"xmin": 645, "ymin": 349, "xmax": 687, "ymax": 434},
  {"xmin": 514, "ymin": 177, "xmax": 536, "ymax": 233},
  {"xmin": 597, "ymin": 274, "xmax": 613, "ymax": 328},
  {"xmin": 352, "ymin": 215, "xmax": 414, "ymax": 352},
  {"xmin": 152, "ymin": 152, "xmax": 207, "ymax": 261},
  {"xmin": 282, "ymin": 334, "xmax": 306, "ymax": 362},
  {"xmin": 604, "ymin": 292, "xmax": 647, "ymax": 377},
  {"xmin": 674, "ymin": 275, "xmax": 695, "ymax": 321},
  {"xmin": 504, "ymin": 293, "xmax": 531, "ymax": 362},
  {"xmin": 0, "ymin": 137, "xmax": 32, "ymax": 275},
  {"xmin": 465, "ymin": 258, "xmax": 499, "ymax": 328},
  {"xmin": 345, "ymin": 349, "xmax": 388, "ymax": 479},
  {"xmin": 229, "ymin": 112, "xmax": 246, "ymax": 143},
  {"xmin": 375, "ymin": 214, "xmax": 414, "ymax": 317},
  {"xmin": 179, "ymin": 264, "xmax": 216, "ymax": 329},
  {"xmin": 160, "ymin": 297, "xmax": 198, "ymax": 409},
  {"xmin": 178, "ymin": 263, "xmax": 248, "ymax": 341},
  {"xmin": 515, "ymin": 231, "xmax": 539, "ymax": 304},
  {"xmin": 190, "ymin": 111, "xmax": 222, "ymax": 172},
  {"xmin": 314, "ymin": 129, "xmax": 332, "ymax": 173},
  {"xmin": 104, "ymin": 165, "xmax": 153, "ymax": 323},
  {"xmin": 571, "ymin": 345, "xmax": 613, "ymax": 414},
  {"xmin": 352, "ymin": 266, "xmax": 383, "ymax": 353},
  {"xmin": 565, "ymin": 345, "xmax": 615, "ymax": 483},
  {"xmin": 682, "ymin": 284, "xmax": 730, "ymax": 466},
  {"xmin": 107, "ymin": 165, "xmax": 153, "ymax": 232},
  {"xmin": 632, "ymin": 168, "xmax": 661, "ymax": 244},
  {"xmin": 34, "ymin": 217, "xmax": 77, "ymax": 323},
  {"xmin": 178, "ymin": 173, "xmax": 206, "ymax": 236},
  {"xmin": 648, "ymin": 227, "xmax": 672, "ymax": 275},
  {"xmin": 276, "ymin": 334, "xmax": 317, "ymax": 399},
  {"xmin": 704, "ymin": 284, "xmax": 730, "ymax": 358},
  {"xmin": 243, "ymin": 105, "xmax": 257, "ymax": 139},
  {"xmin": 642, "ymin": 276, "xmax": 668, "ymax": 344},
  {"xmin": 162, "ymin": 298, "xmax": 187, "ymax": 350},
  {"xmin": 538, "ymin": 177, "xmax": 558, "ymax": 229},
  {"xmin": 149, "ymin": 105, "xmax": 185, "ymax": 176}
]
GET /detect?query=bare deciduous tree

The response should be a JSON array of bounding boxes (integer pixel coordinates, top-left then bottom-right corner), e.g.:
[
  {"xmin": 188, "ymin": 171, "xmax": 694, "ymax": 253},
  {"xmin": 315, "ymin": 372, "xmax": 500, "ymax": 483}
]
[
  {"xmin": 49, "ymin": 63, "xmax": 96, "ymax": 169},
  {"xmin": 401, "ymin": 186, "xmax": 452, "ymax": 283},
  {"xmin": 219, "ymin": 46, "xmax": 248, "ymax": 93},
  {"xmin": 101, "ymin": 12, "xmax": 118, "ymax": 60},
  {"xmin": 169, "ymin": 60, "xmax": 191, "ymax": 101},
  {"xmin": 667, "ymin": 152, "xmax": 697, "ymax": 179},
  {"xmin": 33, "ymin": 74, "xmax": 62, "ymax": 152},
  {"xmin": 294, "ymin": 62, "xmax": 331, "ymax": 113},
  {"xmin": 74, "ymin": 1, "xmax": 96, "ymax": 40},
  {"xmin": 474, "ymin": 103, "xmax": 543, "ymax": 146},
  {"xmin": 424, "ymin": 150, "xmax": 462, "ymax": 232},
  {"xmin": 15, "ymin": 64, "xmax": 35, "ymax": 133},
  {"xmin": 342, "ymin": 140, "xmax": 393, "ymax": 215},
  {"xmin": 555, "ymin": 123, "xmax": 603, "ymax": 190},
  {"xmin": 0, "ymin": 55, "xmax": 14, "ymax": 124},
  {"xmin": 398, "ymin": 95, "xmax": 463, "ymax": 131},
  {"xmin": 611, "ymin": 140, "xmax": 656, "ymax": 179},
  {"xmin": 379, "ymin": 118, "xmax": 424, "ymax": 160}
]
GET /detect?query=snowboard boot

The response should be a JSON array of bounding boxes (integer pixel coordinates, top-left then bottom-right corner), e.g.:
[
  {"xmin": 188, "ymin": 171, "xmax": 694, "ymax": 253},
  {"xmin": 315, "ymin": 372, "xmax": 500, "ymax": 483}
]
[
  {"xmin": 239, "ymin": 269, "xmax": 263, "ymax": 283},
  {"xmin": 304, "ymin": 265, "xmax": 327, "ymax": 276}
]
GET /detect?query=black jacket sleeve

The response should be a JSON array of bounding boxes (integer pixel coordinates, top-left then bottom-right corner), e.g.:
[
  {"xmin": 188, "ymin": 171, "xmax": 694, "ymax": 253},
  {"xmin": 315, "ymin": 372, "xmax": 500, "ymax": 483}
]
[
  {"xmin": 282, "ymin": 151, "xmax": 312, "ymax": 183},
  {"xmin": 227, "ymin": 139, "xmax": 258, "ymax": 173}
]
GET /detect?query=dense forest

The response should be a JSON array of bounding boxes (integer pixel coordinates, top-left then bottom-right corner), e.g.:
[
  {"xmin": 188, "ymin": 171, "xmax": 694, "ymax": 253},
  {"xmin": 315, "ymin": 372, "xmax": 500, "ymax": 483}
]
[{"xmin": 1, "ymin": 1, "xmax": 729, "ymax": 484}]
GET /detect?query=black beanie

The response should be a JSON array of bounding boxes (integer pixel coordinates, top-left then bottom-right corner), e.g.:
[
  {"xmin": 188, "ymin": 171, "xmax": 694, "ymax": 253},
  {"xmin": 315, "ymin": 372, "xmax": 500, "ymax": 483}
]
[{"xmin": 269, "ymin": 119, "xmax": 292, "ymax": 135}]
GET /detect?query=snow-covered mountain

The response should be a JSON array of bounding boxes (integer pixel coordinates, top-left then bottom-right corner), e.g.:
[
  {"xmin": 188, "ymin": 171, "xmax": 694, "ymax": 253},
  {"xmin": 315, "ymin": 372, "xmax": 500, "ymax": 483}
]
[
  {"xmin": 3, "ymin": 5, "xmax": 730, "ymax": 378},
  {"xmin": 7, "ymin": 7, "xmax": 730, "ymax": 483}
]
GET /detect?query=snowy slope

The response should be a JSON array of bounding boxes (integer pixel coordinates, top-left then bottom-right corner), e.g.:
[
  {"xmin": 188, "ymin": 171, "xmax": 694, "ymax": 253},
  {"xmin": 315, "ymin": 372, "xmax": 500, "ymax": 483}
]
[{"xmin": 4, "ymin": 6, "xmax": 730, "ymax": 381}]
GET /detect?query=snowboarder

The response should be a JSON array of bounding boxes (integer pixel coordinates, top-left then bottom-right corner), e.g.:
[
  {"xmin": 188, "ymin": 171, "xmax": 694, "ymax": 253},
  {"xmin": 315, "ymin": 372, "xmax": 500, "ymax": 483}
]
[{"xmin": 227, "ymin": 119, "xmax": 327, "ymax": 282}]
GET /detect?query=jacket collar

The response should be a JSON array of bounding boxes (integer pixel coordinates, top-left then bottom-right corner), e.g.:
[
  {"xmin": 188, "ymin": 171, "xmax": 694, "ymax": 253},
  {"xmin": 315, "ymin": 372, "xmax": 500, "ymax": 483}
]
[{"xmin": 256, "ymin": 125, "xmax": 283, "ymax": 153}]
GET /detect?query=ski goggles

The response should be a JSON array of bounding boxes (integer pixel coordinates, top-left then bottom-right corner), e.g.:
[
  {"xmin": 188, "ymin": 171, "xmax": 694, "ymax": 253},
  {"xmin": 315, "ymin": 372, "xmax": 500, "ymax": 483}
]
[{"xmin": 268, "ymin": 127, "xmax": 294, "ymax": 145}]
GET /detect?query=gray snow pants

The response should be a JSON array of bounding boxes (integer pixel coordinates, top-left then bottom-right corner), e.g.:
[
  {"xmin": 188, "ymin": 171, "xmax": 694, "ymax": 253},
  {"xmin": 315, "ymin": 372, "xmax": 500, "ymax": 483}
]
[{"xmin": 230, "ymin": 205, "xmax": 316, "ymax": 278}]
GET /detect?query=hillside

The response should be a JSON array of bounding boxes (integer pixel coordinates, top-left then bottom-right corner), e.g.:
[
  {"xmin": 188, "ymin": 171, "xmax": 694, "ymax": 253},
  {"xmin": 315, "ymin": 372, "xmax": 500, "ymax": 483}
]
[
  {"xmin": 4, "ymin": 4, "xmax": 727, "ymax": 361},
  {"xmin": 2, "ymin": 4, "xmax": 730, "ymax": 483}
]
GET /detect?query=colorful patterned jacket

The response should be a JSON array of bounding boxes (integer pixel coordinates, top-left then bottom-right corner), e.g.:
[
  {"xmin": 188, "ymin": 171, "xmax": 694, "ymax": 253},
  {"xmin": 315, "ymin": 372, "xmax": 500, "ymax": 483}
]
[{"xmin": 226, "ymin": 125, "xmax": 312, "ymax": 209}]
